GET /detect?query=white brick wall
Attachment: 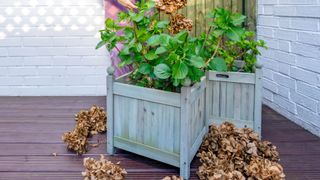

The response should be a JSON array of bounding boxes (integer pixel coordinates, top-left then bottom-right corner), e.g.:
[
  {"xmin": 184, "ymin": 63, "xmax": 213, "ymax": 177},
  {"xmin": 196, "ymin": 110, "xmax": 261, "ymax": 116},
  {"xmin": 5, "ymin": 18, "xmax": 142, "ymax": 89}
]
[
  {"xmin": 258, "ymin": 0, "xmax": 320, "ymax": 136},
  {"xmin": 0, "ymin": 0, "xmax": 110, "ymax": 96}
]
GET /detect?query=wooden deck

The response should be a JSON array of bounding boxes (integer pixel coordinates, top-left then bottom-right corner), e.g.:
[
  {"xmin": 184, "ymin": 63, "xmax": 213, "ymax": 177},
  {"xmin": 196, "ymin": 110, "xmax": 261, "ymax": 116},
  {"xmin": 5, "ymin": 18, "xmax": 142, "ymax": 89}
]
[{"xmin": 0, "ymin": 97, "xmax": 319, "ymax": 180}]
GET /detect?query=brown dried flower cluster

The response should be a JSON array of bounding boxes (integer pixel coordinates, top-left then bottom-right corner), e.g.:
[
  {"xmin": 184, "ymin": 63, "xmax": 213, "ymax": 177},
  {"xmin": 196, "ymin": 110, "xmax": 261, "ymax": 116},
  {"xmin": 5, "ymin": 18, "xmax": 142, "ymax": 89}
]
[
  {"xmin": 62, "ymin": 130, "xmax": 88, "ymax": 155},
  {"xmin": 169, "ymin": 14, "xmax": 193, "ymax": 34},
  {"xmin": 75, "ymin": 106, "xmax": 107, "ymax": 135},
  {"xmin": 156, "ymin": 0, "xmax": 187, "ymax": 14},
  {"xmin": 82, "ymin": 155, "xmax": 127, "ymax": 180},
  {"xmin": 62, "ymin": 106, "xmax": 107, "ymax": 154},
  {"xmin": 162, "ymin": 175, "xmax": 183, "ymax": 180},
  {"xmin": 156, "ymin": 0, "xmax": 192, "ymax": 34},
  {"xmin": 245, "ymin": 157, "xmax": 285, "ymax": 180},
  {"xmin": 197, "ymin": 122, "xmax": 285, "ymax": 180}
]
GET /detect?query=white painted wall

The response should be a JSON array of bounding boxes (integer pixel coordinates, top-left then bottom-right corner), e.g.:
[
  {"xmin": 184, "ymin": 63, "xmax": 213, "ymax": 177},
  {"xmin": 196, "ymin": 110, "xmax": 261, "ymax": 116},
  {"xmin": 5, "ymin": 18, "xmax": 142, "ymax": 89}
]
[
  {"xmin": 0, "ymin": 0, "xmax": 110, "ymax": 96},
  {"xmin": 257, "ymin": 0, "xmax": 320, "ymax": 136}
]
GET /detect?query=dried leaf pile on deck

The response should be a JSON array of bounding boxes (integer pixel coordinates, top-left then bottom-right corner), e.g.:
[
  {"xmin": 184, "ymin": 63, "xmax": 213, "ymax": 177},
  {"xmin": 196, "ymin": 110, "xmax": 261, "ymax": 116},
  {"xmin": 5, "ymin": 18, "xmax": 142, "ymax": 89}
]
[
  {"xmin": 156, "ymin": 0, "xmax": 192, "ymax": 34},
  {"xmin": 82, "ymin": 155, "xmax": 127, "ymax": 180},
  {"xmin": 197, "ymin": 122, "xmax": 285, "ymax": 180},
  {"xmin": 62, "ymin": 106, "xmax": 107, "ymax": 154}
]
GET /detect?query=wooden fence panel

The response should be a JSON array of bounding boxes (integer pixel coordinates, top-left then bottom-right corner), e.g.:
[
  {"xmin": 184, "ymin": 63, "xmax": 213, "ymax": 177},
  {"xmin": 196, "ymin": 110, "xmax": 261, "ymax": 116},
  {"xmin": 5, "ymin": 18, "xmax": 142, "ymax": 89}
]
[{"xmin": 159, "ymin": 0, "xmax": 256, "ymax": 36}]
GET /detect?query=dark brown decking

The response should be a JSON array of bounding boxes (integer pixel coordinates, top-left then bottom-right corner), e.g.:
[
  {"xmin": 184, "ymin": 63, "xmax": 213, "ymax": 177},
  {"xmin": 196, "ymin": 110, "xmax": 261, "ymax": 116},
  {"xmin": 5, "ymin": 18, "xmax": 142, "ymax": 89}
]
[{"xmin": 0, "ymin": 97, "xmax": 319, "ymax": 180}]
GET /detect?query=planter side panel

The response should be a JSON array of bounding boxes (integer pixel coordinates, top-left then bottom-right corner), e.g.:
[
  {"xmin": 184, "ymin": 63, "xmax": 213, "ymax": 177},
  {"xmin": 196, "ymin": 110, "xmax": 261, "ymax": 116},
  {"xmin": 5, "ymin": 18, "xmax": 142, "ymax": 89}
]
[
  {"xmin": 187, "ymin": 79, "xmax": 208, "ymax": 163},
  {"xmin": 189, "ymin": 87, "xmax": 206, "ymax": 147},
  {"xmin": 207, "ymin": 72, "xmax": 256, "ymax": 129},
  {"xmin": 113, "ymin": 95, "xmax": 181, "ymax": 165}
]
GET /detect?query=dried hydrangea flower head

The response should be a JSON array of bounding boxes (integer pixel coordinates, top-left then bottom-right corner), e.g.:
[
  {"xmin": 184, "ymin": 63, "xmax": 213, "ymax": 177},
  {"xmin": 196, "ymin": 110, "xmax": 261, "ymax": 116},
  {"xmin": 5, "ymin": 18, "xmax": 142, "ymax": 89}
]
[
  {"xmin": 62, "ymin": 130, "xmax": 88, "ymax": 155},
  {"xmin": 62, "ymin": 105, "xmax": 107, "ymax": 154},
  {"xmin": 245, "ymin": 157, "xmax": 285, "ymax": 180},
  {"xmin": 197, "ymin": 122, "xmax": 285, "ymax": 180},
  {"xmin": 156, "ymin": 0, "xmax": 187, "ymax": 14},
  {"xmin": 155, "ymin": 0, "xmax": 192, "ymax": 34},
  {"xmin": 82, "ymin": 155, "xmax": 127, "ymax": 180},
  {"xmin": 75, "ymin": 106, "xmax": 107, "ymax": 135},
  {"xmin": 169, "ymin": 14, "xmax": 193, "ymax": 34}
]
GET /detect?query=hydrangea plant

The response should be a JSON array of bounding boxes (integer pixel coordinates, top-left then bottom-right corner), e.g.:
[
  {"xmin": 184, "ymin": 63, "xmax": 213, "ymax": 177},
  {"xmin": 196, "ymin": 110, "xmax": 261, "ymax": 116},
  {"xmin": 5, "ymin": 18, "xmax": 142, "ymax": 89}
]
[
  {"xmin": 97, "ymin": 1, "xmax": 205, "ymax": 92},
  {"xmin": 201, "ymin": 8, "xmax": 267, "ymax": 73}
]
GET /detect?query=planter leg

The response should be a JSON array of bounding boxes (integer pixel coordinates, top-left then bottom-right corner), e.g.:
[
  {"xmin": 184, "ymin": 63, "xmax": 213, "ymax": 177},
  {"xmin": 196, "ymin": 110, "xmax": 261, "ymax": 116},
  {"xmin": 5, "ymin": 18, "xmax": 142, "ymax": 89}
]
[
  {"xmin": 180, "ymin": 84, "xmax": 191, "ymax": 180},
  {"xmin": 107, "ymin": 136, "xmax": 114, "ymax": 155},
  {"xmin": 180, "ymin": 161, "xmax": 190, "ymax": 180},
  {"xmin": 107, "ymin": 67, "xmax": 115, "ymax": 155}
]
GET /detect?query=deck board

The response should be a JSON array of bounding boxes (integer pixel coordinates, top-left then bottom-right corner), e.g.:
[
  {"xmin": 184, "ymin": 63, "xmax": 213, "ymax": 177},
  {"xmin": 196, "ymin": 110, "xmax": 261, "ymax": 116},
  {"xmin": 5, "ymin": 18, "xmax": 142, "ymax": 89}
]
[{"xmin": 0, "ymin": 97, "xmax": 319, "ymax": 179}]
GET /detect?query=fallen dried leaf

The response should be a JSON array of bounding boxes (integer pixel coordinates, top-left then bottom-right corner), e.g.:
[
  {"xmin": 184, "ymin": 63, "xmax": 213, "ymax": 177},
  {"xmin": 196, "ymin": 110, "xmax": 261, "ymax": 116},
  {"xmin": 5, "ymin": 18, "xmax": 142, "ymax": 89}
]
[
  {"xmin": 162, "ymin": 175, "xmax": 183, "ymax": 180},
  {"xmin": 90, "ymin": 144, "xmax": 100, "ymax": 148}
]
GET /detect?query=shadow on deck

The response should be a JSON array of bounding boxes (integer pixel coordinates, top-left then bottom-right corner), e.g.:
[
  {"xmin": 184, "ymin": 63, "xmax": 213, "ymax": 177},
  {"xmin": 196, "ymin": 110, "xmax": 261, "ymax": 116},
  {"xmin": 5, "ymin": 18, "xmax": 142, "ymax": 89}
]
[{"xmin": 0, "ymin": 97, "xmax": 319, "ymax": 179}]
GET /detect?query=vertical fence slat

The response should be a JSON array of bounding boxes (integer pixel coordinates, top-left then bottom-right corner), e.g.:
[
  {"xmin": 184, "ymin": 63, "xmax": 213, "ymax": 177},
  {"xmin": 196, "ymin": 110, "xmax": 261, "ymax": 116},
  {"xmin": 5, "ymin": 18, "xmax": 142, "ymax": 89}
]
[
  {"xmin": 215, "ymin": 0, "xmax": 223, "ymax": 8},
  {"xmin": 245, "ymin": 0, "xmax": 256, "ymax": 31},
  {"xmin": 187, "ymin": 0, "xmax": 196, "ymax": 36},
  {"xmin": 224, "ymin": 0, "xmax": 232, "ymax": 10}
]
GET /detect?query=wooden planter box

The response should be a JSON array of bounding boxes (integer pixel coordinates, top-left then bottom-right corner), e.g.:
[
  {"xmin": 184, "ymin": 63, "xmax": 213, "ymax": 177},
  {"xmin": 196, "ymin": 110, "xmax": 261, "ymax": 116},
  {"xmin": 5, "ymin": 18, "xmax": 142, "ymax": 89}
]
[
  {"xmin": 107, "ymin": 70, "xmax": 207, "ymax": 179},
  {"xmin": 205, "ymin": 64, "xmax": 262, "ymax": 137}
]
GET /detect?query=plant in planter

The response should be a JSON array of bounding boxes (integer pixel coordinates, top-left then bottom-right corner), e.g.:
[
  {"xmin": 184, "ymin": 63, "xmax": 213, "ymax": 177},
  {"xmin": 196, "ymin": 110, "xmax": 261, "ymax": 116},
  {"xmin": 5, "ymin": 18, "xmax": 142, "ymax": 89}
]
[
  {"xmin": 201, "ymin": 8, "xmax": 267, "ymax": 137},
  {"xmin": 97, "ymin": 1, "xmax": 207, "ymax": 179},
  {"xmin": 97, "ymin": 0, "xmax": 204, "ymax": 92}
]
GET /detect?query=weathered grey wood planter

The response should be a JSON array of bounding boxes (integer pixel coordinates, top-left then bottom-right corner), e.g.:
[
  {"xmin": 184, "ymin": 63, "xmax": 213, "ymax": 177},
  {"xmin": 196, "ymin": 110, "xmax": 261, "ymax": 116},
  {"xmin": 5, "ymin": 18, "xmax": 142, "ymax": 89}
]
[
  {"xmin": 107, "ymin": 69, "xmax": 207, "ymax": 179},
  {"xmin": 205, "ymin": 64, "xmax": 262, "ymax": 137}
]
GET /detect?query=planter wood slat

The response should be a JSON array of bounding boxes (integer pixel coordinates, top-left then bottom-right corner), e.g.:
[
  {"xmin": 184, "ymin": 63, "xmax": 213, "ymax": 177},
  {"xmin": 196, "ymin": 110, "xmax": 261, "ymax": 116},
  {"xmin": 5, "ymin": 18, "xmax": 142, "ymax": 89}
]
[
  {"xmin": 107, "ymin": 71, "xmax": 207, "ymax": 179},
  {"xmin": 207, "ymin": 71, "xmax": 256, "ymax": 84},
  {"xmin": 113, "ymin": 82, "xmax": 181, "ymax": 107},
  {"xmin": 206, "ymin": 65, "xmax": 262, "ymax": 137}
]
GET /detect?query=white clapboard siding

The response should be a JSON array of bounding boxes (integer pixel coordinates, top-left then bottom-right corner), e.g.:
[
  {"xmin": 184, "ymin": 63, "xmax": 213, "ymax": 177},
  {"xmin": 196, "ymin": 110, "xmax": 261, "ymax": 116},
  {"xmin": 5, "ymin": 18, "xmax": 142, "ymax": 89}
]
[
  {"xmin": 206, "ymin": 65, "xmax": 262, "ymax": 137},
  {"xmin": 107, "ymin": 71, "xmax": 207, "ymax": 180}
]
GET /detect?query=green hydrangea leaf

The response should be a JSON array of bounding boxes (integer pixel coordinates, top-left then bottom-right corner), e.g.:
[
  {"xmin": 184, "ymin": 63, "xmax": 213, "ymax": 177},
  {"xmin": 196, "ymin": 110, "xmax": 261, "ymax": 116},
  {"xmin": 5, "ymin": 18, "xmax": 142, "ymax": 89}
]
[
  {"xmin": 189, "ymin": 56, "xmax": 205, "ymax": 68},
  {"xmin": 154, "ymin": 64, "xmax": 171, "ymax": 79},
  {"xmin": 145, "ymin": 51, "xmax": 159, "ymax": 60},
  {"xmin": 172, "ymin": 61, "xmax": 188, "ymax": 79},
  {"xmin": 138, "ymin": 63, "xmax": 152, "ymax": 74},
  {"xmin": 209, "ymin": 57, "xmax": 227, "ymax": 72},
  {"xmin": 147, "ymin": 35, "xmax": 161, "ymax": 46},
  {"xmin": 155, "ymin": 47, "xmax": 167, "ymax": 55}
]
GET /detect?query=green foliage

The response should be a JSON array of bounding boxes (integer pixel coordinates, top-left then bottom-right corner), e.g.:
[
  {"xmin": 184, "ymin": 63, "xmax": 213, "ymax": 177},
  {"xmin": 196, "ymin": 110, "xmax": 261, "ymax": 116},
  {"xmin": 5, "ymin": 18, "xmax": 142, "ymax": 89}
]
[
  {"xmin": 97, "ymin": 1, "xmax": 205, "ymax": 91},
  {"xmin": 207, "ymin": 8, "xmax": 245, "ymax": 42},
  {"xmin": 97, "ymin": 4, "xmax": 268, "ymax": 92},
  {"xmin": 204, "ymin": 8, "xmax": 267, "ymax": 73}
]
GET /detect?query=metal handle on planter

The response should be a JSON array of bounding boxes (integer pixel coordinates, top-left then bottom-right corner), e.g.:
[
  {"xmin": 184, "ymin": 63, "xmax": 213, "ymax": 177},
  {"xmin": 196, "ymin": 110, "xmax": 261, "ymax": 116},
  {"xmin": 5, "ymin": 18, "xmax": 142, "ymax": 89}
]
[{"xmin": 216, "ymin": 74, "xmax": 229, "ymax": 78}]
